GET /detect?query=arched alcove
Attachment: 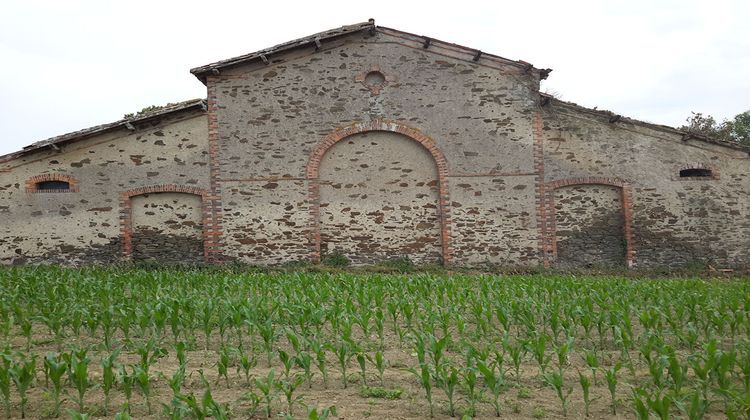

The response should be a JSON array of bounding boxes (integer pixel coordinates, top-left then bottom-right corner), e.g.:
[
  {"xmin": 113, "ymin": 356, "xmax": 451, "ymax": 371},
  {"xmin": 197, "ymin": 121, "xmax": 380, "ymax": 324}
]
[
  {"xmin": 120, "ymin": 185, "xmax": 210, "ymax": 263},
  {"xmin": 307, "ymin": 120, "xmax": 451, "ymax": 265},
  {"xmin": 544, "ymin": 177, "xmax": 635, "ymax": 268}
]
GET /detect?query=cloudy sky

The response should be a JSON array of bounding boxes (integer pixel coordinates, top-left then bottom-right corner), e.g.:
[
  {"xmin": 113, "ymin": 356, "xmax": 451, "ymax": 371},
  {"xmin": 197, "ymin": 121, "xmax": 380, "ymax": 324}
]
[{"xmin": 1, "ymin": 0, "xmax": 748, "ymax": 155}]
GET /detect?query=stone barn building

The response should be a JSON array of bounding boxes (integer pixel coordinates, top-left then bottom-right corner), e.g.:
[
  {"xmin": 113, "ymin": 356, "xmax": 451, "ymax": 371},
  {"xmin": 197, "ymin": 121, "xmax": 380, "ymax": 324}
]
[{"xmin": 1, "ymin": 21, "xmax": 748, "ymax": 269}]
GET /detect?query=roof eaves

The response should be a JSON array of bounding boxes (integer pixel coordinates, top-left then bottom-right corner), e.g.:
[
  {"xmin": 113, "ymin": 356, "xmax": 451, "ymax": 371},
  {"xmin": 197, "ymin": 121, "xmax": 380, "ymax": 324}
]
[
  {"xmin": 0, "ymin": 99, "xmax": 206, "ymax": 163},
  {"xmin": 375, "ymin": 26, "xmax": 551, "ymax": 77},
  {"xmin": 541, "ymin": 94, "xmax": 750, "ymax": 154}
]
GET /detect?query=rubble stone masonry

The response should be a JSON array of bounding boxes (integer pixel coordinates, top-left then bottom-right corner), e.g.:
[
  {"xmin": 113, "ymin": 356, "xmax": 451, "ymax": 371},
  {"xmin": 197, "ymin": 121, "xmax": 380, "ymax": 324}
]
[{"xmin": 0, "ymin": 26, "xmax": 747, "ymax": 269}]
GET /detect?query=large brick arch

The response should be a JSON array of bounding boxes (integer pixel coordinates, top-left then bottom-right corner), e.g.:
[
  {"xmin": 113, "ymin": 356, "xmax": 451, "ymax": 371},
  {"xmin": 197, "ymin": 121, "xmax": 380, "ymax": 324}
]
[
  {"xmin": 119, "ymin": 184, "xmax": 212, "ymax": 261},
  {"xmin": 306, "ymin": 119, "xmax": 452, "ymax": 265},
  {"xmin": 543, "ymin": 177, "xmax": 635, "ymax": 268}
]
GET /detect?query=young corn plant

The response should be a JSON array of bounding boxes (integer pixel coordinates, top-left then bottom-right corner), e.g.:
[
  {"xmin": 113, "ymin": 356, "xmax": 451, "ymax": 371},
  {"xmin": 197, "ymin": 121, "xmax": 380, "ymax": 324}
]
[
  {"xmin": 366, "ymin": 350, "xmax": 387, "ymax": 387},
  {"xmin": 119, "ymin": 365, "xmax": 135, "ymax": 414},
  {"xmin": 175, "ymin": 341, "xmax": 187, "ymax": 367},
  {"xmin": 161, "ymin": 395, "xmax": 190, "ymax": 420},
  {"xmin": 582, "ymin": 348, "xmax": 600, "ymax": 385},
  {"xmin": 462, "ymin": 366, "xmax": 482, "ymax": 417},
  {"xmin": 642, "ymin": 388, "xmax": 673, "ymax": 420},
  {"xmin": 527, "ymin": 333, "xmax": 552, "ymax": 376},
  {"xmin": 578, "ymin": 370, "xmax": 595, "ymax": 417},
  {"xmin": 101, "ymin": 348, "xmax": 121, "ymax": 415},
  {"xmin": 407, "ymin": 363, "xmax": 433, "ymax": 417},
  {"xmin": 200, "ymin": 298, "xmax": 216, "ymax": 351},
  {"xmin": 9, "ymin": 354, "xmax": 36, "ymax": 419},
  {"xmin": 19, "ymin": 315, "xmax": 32, "ymax": 352},
  {"xmin": 135, "ymin": 337, "xmax": 167, "ymax": 375},
  {"xmin": 356, "ymin": 352, "xmax": 368, "ymax": 386},
  {"xmin": 217, "ymin": 345, "xmax": 231, "ymax": 387},
  {"xmin": 309, "ymin": 337, "xmax": 329, "ymax": 388},
  {"xmin": 178, "ymin": 371, "xmax": 229, "ymax": 420},
  {"xmin": 134, "ymin": 364, "xmax": 154, "ymax": 414},
  {"xmin": 543, "ymin": 371, "xmax": 573, "ymax": 417},
  {"xmin": 241, "ymin": 391, "xmax": 262, "ymax": 418},
  {"xmin": 66, "ymin": 409, "xmax": 91, "ymax": 420},
  {"xmin": 45, "ymin": 352, "xmax": 68, "ymax": 417},
  {"xmin": 114, "ymin": 407, "xmax": 132, "ymax": 420},
  {"xmin": 605, "ymin": 361, "xmax": 622, "ymax": 415},
  {"xmin": 503, "ymin": 336, "xmax": 526, "ymax": 380},
  {"xmin": 258, "ymin": 319, "xmax": 277, "ymax": 367},
  {"xmin": 632, "ymin": 388, "xmax": 650, "ymax": 420},
  {"xmin": 308, "ymin": 405, "xmax": 337, "ymax": 420},
  {"xmin": 255, "ymin": 369, "xmax": 278, "ymax": 419},
  {"xmin": 665, "ymin": 346, "xmax": 687, "ymax": 395},
  {"xmin": 278, "ymin": 349, "xmax": 295, "ymax": 382},
  {"xmin": 477, "ymin": 359, "xmax": 506, "ymax": 416},
  {"xmin": 295, "ymin": 351, "xmax": 315, "ymax": 389},
  {"xmin": 277, "ymin": 372, "xmax": 306, "ymax": 417},
  {"xmin": 0, "ymin": 354, "xmax": 10, "ymax": 419},
  {"xmin": 555, "ymin": 337, "xmax": 574, "ymax": 374},
  {"xmin": 237, "ymin": 347, "xmax": 257, "ymax": 385},
  {"xmin": 164, "ymin": 364, "xmax": 186, "ymax": 397},
  {"xmin": 678, "ymin": 391, "xmax": 711, "ymax": 420},
  {"xmin": 69, "ymin": 349, "xmax": 94, "ymax": 407},
  {"xmin": 335, "ymin": 341, "xmax": 354, "ymax": 388},
  {"xmin": 434, "ymin": 365, "xmax": 459, "ymax": 417}
]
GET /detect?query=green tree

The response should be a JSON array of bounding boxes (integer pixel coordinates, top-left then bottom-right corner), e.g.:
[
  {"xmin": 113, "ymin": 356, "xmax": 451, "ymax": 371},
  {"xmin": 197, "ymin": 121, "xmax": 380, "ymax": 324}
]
[{"xmin": 680, "ymin": 111, "xmax": 750, "ymax": 145}]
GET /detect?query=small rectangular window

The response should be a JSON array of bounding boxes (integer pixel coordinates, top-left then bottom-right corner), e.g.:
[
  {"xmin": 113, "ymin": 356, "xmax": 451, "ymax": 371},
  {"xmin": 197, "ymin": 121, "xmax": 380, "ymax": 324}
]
[
  {"xmin": 679, "ymin": 168, "xmax": 713, "ymax": 178},
  {"xmin": 36, "ymin": 181, "xmax": 71, "ymax": 190}
]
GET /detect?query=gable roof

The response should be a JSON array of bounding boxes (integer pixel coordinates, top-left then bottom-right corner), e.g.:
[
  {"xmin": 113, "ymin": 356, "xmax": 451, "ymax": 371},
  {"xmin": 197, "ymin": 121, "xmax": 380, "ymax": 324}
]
[
  {"xmin": 0, "ymin": 99, "xmax": 206, "ymax": 164},
  {"xmin": 190, "ymin": 20, "xmax": 551, "ymax": 84}
]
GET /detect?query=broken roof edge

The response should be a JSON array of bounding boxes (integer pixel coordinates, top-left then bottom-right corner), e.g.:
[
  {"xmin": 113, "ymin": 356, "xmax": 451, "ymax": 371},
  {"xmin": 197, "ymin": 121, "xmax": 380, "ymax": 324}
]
[
  {"xmin": 189, "ymin": 20, "xmax": 551, "ymax": 84},
  {"xmin": 0, "ymin": 98, "xmax": 206, "ymax": 164},
  {"xmin": 541, "ymin": 93, "xmax": 750, "ymax": 154}
]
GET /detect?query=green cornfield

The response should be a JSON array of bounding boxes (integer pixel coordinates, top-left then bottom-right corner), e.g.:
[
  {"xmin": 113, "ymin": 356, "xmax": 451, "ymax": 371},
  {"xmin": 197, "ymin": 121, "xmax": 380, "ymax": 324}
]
[{"xmin": 0, "ymin": 266, "xmax": 748, "ymax": 419}]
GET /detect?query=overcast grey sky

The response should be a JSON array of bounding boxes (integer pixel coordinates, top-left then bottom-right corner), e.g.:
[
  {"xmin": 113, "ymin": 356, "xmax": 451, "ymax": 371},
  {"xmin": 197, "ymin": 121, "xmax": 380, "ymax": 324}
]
[{"xmin": 1, "ymin": 0, "xmax": 748, "ymax": 156}]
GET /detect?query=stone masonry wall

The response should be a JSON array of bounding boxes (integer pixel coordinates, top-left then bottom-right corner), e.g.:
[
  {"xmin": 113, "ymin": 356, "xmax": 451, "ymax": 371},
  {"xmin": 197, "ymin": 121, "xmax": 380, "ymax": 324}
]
[
  {"xmin": 0, "ymin": 112, "xmax": 208, "ymax": 264},
  {"xmin": 211, "ymin": 29, "xmax": 541, "ymax": 266},
  {"xmin": 541, "ymin": 104, "xmax": 750, "ymax": 269}
]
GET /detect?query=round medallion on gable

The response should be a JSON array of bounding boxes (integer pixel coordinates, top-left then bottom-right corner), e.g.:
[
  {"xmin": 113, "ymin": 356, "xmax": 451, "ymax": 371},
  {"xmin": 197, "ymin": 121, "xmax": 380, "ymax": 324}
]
[{"xmin": 355, "ymin": 65, "xmax": 396, "ymax": 96}]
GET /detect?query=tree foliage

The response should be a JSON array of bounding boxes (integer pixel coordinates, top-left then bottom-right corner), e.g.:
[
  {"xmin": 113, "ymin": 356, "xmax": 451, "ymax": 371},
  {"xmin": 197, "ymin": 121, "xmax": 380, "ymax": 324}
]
[{"xmin": 679, "ymin": 111, "xmax": 750, "ymax": 145}]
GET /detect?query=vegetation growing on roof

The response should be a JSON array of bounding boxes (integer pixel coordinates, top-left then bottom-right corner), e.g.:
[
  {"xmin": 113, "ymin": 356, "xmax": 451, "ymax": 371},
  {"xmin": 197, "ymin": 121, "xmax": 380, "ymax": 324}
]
[
  {"xmin": 680, "ymin": 110, "xmax": 750, "ymax": 145},
  {"xmin": 123, "ymin": 104, "xmax": 181, "ymax": 119}
]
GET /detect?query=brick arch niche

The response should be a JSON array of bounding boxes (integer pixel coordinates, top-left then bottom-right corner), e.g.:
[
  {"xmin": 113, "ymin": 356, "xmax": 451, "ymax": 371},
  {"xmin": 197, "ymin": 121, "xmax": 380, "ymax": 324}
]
[
  {"xmin": 119, "ymin": 185, "xmax": 213, "ymax": 262},
  {"xmin": 306, "ymin": 119, "xmax": 452, "ymax": 265},
  {"xmin": 543, "ymin": 177, "xmax": 635, "ymax": 268}
]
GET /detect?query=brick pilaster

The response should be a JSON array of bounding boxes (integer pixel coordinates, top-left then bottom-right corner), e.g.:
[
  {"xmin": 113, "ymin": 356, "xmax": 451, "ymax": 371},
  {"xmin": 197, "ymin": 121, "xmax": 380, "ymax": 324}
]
[
  {"xmin": 205, "ymin": 78, "xmax": 225, "ymax": 263},
  {"xmin": 532, "ymin": 111, "xmax": 549, "ymax": 267}
]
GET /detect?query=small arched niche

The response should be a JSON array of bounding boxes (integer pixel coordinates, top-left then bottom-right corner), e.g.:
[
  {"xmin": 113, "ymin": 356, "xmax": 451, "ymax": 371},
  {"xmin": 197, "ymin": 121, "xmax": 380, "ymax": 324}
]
[{"xmin": 130, "ymin": 192, "xmax": 205, "ymax": 263}]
